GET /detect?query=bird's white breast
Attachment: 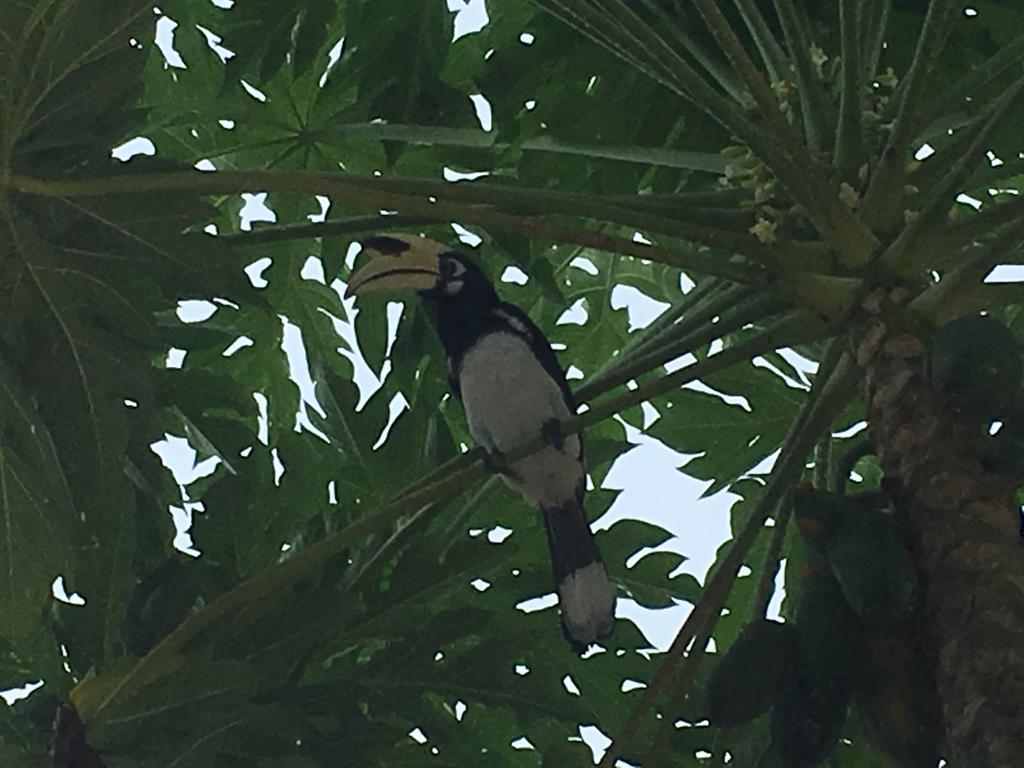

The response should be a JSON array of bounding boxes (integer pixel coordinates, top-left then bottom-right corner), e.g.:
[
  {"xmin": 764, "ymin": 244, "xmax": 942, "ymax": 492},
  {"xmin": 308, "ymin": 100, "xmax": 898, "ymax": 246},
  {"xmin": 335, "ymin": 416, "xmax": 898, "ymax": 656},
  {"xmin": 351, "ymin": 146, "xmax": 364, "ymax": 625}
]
[{"xmin": 458, "ymin": 331, "xmax": 582, "ymax": 508}]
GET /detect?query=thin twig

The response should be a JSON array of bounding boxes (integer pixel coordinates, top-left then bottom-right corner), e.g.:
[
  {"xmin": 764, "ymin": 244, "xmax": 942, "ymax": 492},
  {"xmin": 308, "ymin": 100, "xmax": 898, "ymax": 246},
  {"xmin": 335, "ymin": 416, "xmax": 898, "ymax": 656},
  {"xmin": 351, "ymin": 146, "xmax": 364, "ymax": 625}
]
[{"xmin": 836, "ymin": 0, "xmax": 865, "ymax": 181}]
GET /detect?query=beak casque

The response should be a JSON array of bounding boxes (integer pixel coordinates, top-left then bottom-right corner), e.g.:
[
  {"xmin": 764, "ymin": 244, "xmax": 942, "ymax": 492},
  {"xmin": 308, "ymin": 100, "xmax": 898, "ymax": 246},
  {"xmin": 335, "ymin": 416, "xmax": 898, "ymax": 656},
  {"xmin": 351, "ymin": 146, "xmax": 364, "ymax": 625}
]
[{"xmin": 345, "ymin": 234, "xmax": 443, "ymax": 297}]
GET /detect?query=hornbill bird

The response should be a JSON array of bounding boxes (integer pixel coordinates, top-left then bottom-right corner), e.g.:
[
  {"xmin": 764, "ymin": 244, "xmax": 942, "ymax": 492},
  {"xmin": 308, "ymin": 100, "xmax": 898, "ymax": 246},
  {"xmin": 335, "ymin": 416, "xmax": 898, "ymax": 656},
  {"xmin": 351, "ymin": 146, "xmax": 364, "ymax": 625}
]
[{"xmin": 346, "ymin": 233, "xmax": 616, "ymax": 650}]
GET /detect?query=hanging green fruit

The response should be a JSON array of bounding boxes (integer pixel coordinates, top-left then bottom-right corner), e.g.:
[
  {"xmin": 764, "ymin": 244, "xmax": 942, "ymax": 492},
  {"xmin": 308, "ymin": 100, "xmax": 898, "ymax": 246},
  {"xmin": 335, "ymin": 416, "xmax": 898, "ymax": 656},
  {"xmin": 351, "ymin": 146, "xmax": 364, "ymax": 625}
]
[
  {"xmin": 929, "ymin": 314, "xmax": 1022, "ymax": 422},
  {"xmin": 705, "ymin": 618, "xmax": 798, "ymax": 727},
  {"xmin": 826, "ymin": 505, "xmax": 919, "ymax": 627},
  {"xmin": 855, "ymin": 627, "xmax": 945, "ymax": 768}
]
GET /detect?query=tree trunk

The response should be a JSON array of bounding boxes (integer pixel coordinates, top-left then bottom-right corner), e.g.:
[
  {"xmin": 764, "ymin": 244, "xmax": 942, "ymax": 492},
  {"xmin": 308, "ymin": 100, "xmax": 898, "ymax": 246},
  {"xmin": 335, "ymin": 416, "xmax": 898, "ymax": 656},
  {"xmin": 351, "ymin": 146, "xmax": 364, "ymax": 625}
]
[{"xmin": 859, "ymin": 299, "xmax": 1024, "ymax": 767}]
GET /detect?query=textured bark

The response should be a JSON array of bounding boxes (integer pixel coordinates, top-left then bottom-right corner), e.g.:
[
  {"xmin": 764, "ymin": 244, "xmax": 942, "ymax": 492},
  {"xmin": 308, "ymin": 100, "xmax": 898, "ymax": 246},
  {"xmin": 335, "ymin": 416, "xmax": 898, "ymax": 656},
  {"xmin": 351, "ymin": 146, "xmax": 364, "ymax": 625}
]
[{"xmin": 859, "ymin": 300, "xmax": 1024, "ymax": 767}]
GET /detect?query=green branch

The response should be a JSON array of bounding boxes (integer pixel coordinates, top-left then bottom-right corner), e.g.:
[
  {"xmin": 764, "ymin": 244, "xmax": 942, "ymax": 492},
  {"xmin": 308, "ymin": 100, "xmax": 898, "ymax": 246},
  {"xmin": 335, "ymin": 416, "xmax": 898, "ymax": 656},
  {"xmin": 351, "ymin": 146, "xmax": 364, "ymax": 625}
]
[
  {"xmin": 582, "ymin": 281, "xmax": 747, "ymax": 392},
  {"xmin": 921, "ymin": 33, "xmax": 1024, "ymax": 129},
  {"xmin": 692, "ymin": 0, "xmax": 799, "ymax": 150},
  {"xmin": 922, "ymin": 189, "xmax": 1024, "ymax": 262},
  {"xmin": 540, "ymin": 0, "xmax": 838, "ymax": 242},
  {"xmin": 538, "ymin": 0, "xmax": 690, "ymax": 97},
  {"xmin": 773, "ymin": 0, "xmax": 832, "ymax": 153},
  {"xmin": 836, "ymin": 0, "xmax": 865, "ymax": 181},
  {"xmin": 883, "ymin": 78, "xmax": 1024, "ymax": 271},
  {"xmin": 861, "ymin": 0, "xmax": 892, "ymax": 84},
  {"xmin": 578, "ymin": 292, "xmax": 786, "ymax": 400},
  {"xmin": 647, "ymin": 0, "xmax": 752, "ymax": 103},
  {"xmin": 861, "ymin": 0, "xmax": 954, "ymax": 229},
  {"xmin": 308, "ymin": 122, "xmax": 729, "ymax": 173},
  {"xmin": 731, "ymin": 0, "xmax": 789, "ymax": 83},
  {"xmin": 7, "ymin": 170, "xmax": 770, "ymax": 283}
]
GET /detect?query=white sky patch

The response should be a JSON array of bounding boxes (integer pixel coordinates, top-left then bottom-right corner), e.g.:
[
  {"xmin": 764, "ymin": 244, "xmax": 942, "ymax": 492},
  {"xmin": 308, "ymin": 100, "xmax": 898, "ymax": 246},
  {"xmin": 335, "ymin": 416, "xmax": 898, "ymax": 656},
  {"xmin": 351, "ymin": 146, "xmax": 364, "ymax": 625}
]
[
  {"xmin": 371, "ymin": 391, "xmax": 409, "ymax": 449},
  {"xmin": 616, "ymin": 597, "xmax": 690, "ymax": 651},
  {"xmin": 301, "ymin": 256, "xmax": 326, "ymax": 283},
  {"xmin": 753, "ymin": 354, "xmax": 811, "ymax": 390},
  {"xmin": 154, "ymin": 16, "xmax": 186, "ymax": 68},
  {"xmin": 281, "ymin": 317, "xmax": 326, "ymax": 419},
  {"xmin": 151, "ymin": 434, "xmax": 222, "ymax": 487},
  {"xmin": 510, "ymin": 736, "xmax": 535, "ymax": 750},
  {"xmin": 486, "ymin": 525, "xmax": 513, "ymax": 543},
  {"xmin": 611, "ymin": 285, "xmax": 670, "ymax": 331},
  {"xmin": 52, "ymin": 576, "xmax": 86, "ymax": 606},
  {"xmin": 985, "ymin": 264, "xmax": 1024, "ymax": 283},
  {"xmin": 196, "ymin": 24, "xmax": 234, "ymax": 61},
  {"xmin": 833, "ymin": 420, "xmax": 868, "ymax": 439},
  {"xmin": 767, "ymin": 559, "xmax": 786, "ymax": 619},
  {"xmin": 271, "ymin": 447, "xmax": 285, "ymax": 485},
  {"xmin": 556, "ymin": 298, "xmax": 588, "ymax": 326},
  {"xmin": 516, "ymin": 592, "xmax": 558, "ymax": 613},
  {"xmin": 501, "ymin": 265, "xmax": 529, "ymax": 285},
  {"xmin": 570, "ymin": 256, "xmax": 598, "ymax": 275},
  {"xmin": 468, "ymin": 93, "xmax": 493, "ymax": 131},
  {"xmin": 319, "ymin": 38, "xmax": 345, "ymax": 87},
  {"xmin": 170, "ymin": 503, "xmax": 203, "ymax": 556},
  {"xmin": 239, "ymin": 192, "xmax": 276, "ymax": 230},
  {"xmin": 915, "ymin": 143, "xmax": 935, "ymax": 160},
  {"xmin": 112, "ymin": 136, "xmax": 156, "ymax": 161},
  {"xmin": 166, "ymin": 348, "xmax": 186, "ymax": 368},
  {"xmin": 449, "ymin": 0, "xmax": 489, "ymax": 40},
  {"xmin": 194, "ymin": 158, "xmax": 216, "ymax": 172},
  {"xmin": 563, "ymin": 675, "xmax": 581, "ymax": 696},
  {"xmin": 444, "ymin": 166, "xmax": 490, "ymax": 181},
  {"xmin": 600, "ymin": 433, "xmax": 735, "ymax": 586},
  {"xmin": 451, "ymin": 222, "xmax": 482, "ymax": 246},
  {"xmin": 240, "ymin": 79, "xmax": 268, "ymax": 102},
  {"xmin": 177, "ymin": 299, "xmax": 217, "ymax": 323},
  {"xmin": 519, "ymin": 32, "xmax": 535, "ymax": 45},
  {"xmin": 579, "ymin": 725, "xmax": 613, "ymax": 764},
  {"xmin": 955, "ymin": 193, "xmax": 983, "ymax": 210},
  {"xmin": 245, "ymin": 257, "xmax": 272, "ymax": 288},
  {"xmin": 254, "ymin": 392, "xmax": 270, "ymax": 445},
  {"xmin": 223, "ymin": 336, "xmax": 253, "ymax": 356},
  {"xmin": 309, "ymin": 196, "xmax": 331, "ymax": 223},
  {"xmin": 1, "ymin": 680, "xmax": 44, "ymax": 706}
]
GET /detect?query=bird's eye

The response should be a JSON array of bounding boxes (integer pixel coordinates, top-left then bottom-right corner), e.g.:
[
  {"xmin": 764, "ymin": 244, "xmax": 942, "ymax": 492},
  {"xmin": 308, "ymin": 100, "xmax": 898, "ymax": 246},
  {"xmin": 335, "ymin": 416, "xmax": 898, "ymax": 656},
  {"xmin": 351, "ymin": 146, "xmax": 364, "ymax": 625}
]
[{"xmin": 440, "ymin": 257, "xmax": 466, "ymax": 287}]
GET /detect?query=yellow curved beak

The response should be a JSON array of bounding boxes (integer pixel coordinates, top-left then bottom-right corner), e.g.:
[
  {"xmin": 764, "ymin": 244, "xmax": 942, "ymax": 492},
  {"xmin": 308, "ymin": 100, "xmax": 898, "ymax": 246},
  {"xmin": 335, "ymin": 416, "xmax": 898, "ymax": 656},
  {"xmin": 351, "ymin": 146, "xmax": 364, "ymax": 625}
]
[{"xmin": 345, "ymin": 234, "xmax": 443, "ymax": 297}]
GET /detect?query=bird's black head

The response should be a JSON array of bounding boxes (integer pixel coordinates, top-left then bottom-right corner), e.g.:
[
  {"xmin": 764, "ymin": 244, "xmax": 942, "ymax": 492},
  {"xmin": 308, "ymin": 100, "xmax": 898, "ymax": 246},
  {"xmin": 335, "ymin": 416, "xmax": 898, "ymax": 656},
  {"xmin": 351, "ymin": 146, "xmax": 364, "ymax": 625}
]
[{"xmin": 427, "ymin": 249, "xmax": 498, "ymax": 306}]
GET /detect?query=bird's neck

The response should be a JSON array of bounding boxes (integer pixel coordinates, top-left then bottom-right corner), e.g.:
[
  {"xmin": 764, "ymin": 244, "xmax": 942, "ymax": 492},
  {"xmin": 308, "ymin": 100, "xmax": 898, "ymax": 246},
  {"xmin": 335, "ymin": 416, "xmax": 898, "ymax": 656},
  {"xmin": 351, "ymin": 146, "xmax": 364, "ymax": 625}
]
[{"xmin": 435, "ymin": 292, "xmax": 499, "ymax": 364}]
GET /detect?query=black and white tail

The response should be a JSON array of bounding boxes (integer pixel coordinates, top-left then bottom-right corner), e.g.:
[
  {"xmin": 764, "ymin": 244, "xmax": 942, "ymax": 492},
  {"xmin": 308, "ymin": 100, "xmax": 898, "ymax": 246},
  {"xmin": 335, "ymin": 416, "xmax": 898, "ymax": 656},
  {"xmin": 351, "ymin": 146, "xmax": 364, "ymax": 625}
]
[{"xmin": 543, "ymin": 501, "xmax": 616, "ymax": 650}]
